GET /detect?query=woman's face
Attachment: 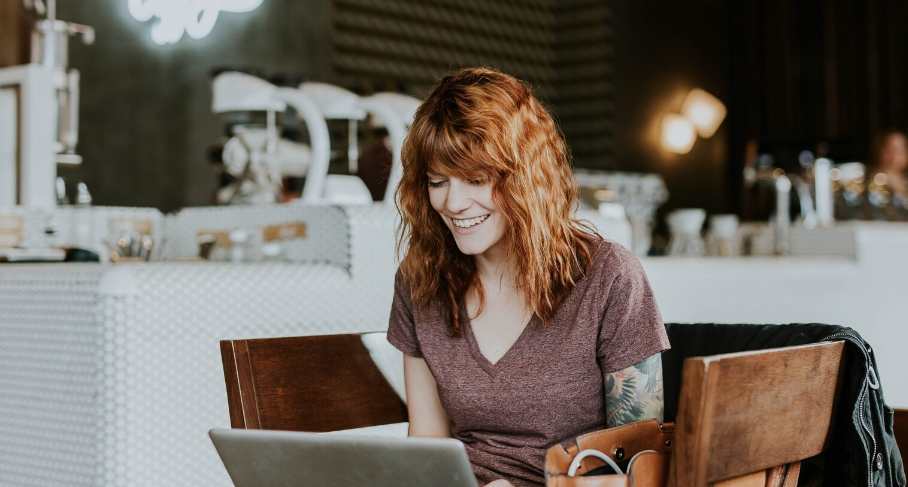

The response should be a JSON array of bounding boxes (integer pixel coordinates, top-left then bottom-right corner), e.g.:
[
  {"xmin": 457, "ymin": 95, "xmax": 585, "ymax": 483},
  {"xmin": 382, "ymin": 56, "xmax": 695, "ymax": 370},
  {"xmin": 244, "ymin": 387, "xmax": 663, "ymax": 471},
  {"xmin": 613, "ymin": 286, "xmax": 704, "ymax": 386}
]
[
  {"xmin": 880, "ymin": 134, "xmax": 908, "ymax": 172},
  {"xmin": 427, "ymin": 171, "xmax": 508, "ymax": 259}
]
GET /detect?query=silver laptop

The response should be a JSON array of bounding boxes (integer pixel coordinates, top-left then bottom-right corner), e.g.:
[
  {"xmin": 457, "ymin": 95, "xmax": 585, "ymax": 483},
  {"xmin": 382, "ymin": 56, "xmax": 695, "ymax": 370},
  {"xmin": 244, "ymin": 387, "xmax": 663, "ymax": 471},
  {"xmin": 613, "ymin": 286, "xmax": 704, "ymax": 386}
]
[{"xmin": 209, "ymin": 428, "xmax": 479, "ymax": 487}]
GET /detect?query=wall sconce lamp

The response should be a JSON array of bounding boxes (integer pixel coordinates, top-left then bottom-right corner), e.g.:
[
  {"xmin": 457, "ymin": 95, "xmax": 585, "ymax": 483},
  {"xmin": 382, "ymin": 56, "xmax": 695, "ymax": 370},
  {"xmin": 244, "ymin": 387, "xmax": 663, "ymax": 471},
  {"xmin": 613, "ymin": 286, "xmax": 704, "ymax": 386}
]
[
  {"xmin": 661, "ymin": 114, "xmax": 697, "ymax": 155},
  {"xmin": 661, "ymin": 88, "xmax": 726, "ymax": 154},
  {"xmin": 682, "ymin": 88, "xmax": 726, "ymax": 138}
]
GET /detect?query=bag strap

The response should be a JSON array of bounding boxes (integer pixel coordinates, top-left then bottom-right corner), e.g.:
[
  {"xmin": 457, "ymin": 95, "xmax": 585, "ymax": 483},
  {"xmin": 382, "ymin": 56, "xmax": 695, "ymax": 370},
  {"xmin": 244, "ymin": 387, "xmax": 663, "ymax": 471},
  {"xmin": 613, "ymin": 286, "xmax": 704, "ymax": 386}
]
[{"xmin": 568, "ymin": 449, "xmax": 624, "ymax": 477}]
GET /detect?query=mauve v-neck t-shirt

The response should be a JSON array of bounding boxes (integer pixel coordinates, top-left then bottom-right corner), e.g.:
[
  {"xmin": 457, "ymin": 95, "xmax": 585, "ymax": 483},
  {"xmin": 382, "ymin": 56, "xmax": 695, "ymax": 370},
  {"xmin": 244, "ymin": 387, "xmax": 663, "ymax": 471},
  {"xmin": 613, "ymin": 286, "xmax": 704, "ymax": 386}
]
[{"xmin": 386, "ymin": 238, "xmax": 670, "ymax": 487}]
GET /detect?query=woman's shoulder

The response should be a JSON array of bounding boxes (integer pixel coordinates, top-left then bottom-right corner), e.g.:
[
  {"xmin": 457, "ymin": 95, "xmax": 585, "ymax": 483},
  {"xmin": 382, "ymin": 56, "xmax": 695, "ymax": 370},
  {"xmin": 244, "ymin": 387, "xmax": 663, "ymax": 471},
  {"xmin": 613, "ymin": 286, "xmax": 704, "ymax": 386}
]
[
  {"xmin": 587, "ymin": 236, "xmax": 642, "ymax": 275},
  {"xmin": 579, "ymin": 236, "xmax": 650, "ymax": 296},
  {"xmin": 392, "ymin": 267, "xmax": 414, "ymax": 305},
  {"xmin": 392, "ymin": 266, "xmax": 439, "ymax": 316}
]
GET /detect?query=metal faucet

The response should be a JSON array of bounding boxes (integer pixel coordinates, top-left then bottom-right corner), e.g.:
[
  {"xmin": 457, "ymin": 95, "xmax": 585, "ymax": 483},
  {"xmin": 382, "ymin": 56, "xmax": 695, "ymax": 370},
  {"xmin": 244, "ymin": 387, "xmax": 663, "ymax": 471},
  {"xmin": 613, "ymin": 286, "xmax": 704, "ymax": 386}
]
[
  {"xmin": 773, "ymin": 174, "xmax": 791, "ymax": 255},
  {"xmin": 813, "ymin": 158, "xmax": 834, "ymax": 226},
  {"xmin": 747, "ymin": 151, "xmax": 836, "ymax": 255}
]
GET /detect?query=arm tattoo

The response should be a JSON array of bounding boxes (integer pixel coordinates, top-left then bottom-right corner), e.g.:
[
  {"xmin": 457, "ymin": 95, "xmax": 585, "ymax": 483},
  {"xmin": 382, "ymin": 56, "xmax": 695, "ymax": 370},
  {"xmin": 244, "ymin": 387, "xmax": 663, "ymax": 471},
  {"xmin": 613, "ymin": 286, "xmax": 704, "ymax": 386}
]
[{"xmin": 604, "ymin": 354, "xmax": 664, "ymax": 427}]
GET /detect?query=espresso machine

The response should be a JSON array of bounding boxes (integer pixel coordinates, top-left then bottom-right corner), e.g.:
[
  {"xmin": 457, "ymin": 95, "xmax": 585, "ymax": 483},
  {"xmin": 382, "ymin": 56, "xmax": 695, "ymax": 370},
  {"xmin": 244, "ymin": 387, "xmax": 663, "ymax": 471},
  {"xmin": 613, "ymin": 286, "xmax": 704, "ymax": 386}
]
[
  {"xmin": 25, "ymin": 0, "xmax": 95, "ymax": 165},
  {"xmin": 211, "ymin": 71, "xmax": 420, "ymax": 205},
  {"xmin": 0, "ymin": 1, "xmax": 93, "ymax": 207}
]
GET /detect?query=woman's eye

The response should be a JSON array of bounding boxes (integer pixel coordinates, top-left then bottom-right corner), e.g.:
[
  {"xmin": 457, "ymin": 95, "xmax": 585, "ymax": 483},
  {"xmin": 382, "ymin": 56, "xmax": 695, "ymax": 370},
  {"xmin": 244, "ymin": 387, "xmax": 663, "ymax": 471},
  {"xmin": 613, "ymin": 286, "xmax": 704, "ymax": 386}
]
[
  {"xmin": 428, "ymin": 180, "xmax": 446, "ymax": 188},
  {"xmin": 468, "ymin": 178, "xmax": 487, "ymax": 185}
]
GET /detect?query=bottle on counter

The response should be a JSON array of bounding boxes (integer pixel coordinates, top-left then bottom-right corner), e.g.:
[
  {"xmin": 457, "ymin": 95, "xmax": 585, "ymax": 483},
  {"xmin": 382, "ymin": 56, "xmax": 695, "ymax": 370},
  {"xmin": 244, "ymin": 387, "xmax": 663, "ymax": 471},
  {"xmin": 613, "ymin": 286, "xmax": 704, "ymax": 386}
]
[{"xmin": 72, "ymin": 181, "xmax": 94, "ymax": 250}]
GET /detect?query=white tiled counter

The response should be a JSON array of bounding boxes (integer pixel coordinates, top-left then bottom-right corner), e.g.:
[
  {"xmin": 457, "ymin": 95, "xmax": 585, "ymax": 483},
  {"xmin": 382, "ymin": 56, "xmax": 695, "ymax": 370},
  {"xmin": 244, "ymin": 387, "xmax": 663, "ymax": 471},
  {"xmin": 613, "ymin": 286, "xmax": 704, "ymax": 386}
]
[
  {"xmin": 643, "ymin": 222, "xmax": 908, "ymax": 408},
  {"xmin": 0, "ymin": 262, "xmax": 387, "ymax": 487},
  {"xmin": 0, "ymin": 203, "xmax": 405, "ymax": 487}
]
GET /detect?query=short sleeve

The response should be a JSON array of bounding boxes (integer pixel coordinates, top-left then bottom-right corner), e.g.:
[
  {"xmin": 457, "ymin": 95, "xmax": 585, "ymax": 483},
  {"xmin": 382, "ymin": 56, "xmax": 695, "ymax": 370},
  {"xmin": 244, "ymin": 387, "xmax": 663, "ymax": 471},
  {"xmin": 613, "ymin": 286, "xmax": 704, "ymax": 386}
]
[
  {"xmin": 386, "ymin": 270, "xmax": 423, "ymax": 358},
  {"xmin": 596, "ymin": 245, "xmax": 670, "ymax": 373}
]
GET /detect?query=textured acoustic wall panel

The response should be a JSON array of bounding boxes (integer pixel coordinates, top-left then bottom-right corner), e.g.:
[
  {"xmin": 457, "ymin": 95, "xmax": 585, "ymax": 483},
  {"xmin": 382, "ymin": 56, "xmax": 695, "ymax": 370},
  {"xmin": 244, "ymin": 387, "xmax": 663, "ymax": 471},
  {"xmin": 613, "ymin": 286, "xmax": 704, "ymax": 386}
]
[
  {"xmin": 332, "ymin": 0, "xmax": 615, "ymax": 169},
  {"xmin": 333, "ymin": 0, "xmax": 556, "ymax": 98},
  {"xmin": 553, "ymin": 0, "xmax": 616, "ymax": 168}
]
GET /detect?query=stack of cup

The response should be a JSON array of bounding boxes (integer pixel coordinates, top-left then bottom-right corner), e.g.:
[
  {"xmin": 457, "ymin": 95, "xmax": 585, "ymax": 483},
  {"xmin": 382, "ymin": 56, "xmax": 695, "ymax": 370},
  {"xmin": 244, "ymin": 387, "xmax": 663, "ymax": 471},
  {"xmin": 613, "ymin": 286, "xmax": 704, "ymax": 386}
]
[
  {"xmin": 706, "ymin": 214, "xmax": 740, "ymax": 256},
  {"xmin": 666, "ymin": 209, "xmax": 706, "ymax": 257}
]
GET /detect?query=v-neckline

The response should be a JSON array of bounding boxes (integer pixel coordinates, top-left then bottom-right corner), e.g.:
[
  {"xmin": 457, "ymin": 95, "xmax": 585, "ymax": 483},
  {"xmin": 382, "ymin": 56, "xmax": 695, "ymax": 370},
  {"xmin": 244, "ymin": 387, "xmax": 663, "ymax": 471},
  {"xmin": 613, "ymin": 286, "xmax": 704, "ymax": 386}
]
[{"xmin": 462, "ymin": 304, "xmax": 536, "ymax": 377}]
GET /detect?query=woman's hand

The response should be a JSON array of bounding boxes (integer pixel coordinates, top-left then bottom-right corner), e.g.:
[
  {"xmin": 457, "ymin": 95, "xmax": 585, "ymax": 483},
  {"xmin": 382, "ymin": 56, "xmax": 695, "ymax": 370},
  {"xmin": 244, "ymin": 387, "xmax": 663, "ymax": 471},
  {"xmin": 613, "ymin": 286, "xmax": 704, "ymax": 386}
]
[{"xmin": 482, "ymin": 480, "xmax": 515, "ymax": 487}]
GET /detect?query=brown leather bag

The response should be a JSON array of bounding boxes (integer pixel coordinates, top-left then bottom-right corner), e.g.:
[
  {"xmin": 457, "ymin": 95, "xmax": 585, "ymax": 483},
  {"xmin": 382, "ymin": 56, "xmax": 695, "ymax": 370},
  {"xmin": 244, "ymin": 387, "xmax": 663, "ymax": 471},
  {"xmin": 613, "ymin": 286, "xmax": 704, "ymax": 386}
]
[{"xmin": 544, "ymin": 420, "xmax": 673, "ymax": 487}]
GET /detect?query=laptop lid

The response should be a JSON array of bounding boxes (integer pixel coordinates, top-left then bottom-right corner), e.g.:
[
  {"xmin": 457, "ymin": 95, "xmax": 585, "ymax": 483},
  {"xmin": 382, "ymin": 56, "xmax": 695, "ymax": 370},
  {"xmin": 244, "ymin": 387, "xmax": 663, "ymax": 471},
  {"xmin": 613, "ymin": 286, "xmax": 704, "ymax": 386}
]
[{"xmin": 209, "ymin": 428, "xmax": 479, "ymax": 487}]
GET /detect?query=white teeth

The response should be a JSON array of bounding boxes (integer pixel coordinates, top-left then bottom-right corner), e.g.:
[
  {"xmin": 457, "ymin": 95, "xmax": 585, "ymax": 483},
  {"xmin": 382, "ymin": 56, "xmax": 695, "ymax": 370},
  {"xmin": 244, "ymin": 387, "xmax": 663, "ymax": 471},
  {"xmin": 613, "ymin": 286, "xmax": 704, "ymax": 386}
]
[{"xmin": 452, "ymin": 214, "xmax": 490, "ymax": 228}]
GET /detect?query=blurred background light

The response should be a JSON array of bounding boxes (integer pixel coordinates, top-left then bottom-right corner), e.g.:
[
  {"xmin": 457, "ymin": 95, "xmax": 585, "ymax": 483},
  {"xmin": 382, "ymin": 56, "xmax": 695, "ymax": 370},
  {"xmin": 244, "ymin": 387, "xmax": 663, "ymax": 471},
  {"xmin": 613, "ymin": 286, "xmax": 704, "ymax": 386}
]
[
  {"xmin": 682, "ymin": 88, "xmax": 726, "ymax": 138},
  {"xmin": 662, "ymin": 113, "xmax": 697, "ymax": 154}
]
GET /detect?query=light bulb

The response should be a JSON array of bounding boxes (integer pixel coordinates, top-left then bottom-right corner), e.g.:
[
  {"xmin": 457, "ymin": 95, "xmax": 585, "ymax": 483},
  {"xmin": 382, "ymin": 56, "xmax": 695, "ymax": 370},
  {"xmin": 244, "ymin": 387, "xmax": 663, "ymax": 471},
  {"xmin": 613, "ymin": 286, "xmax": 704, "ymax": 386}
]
[
  {"xmin": 682, "ymin": 89, "xmax": 726, "ymax": 138},
  {"xmin": 662, "ymin": 114, "xmax": 696, "ymax": 154}
]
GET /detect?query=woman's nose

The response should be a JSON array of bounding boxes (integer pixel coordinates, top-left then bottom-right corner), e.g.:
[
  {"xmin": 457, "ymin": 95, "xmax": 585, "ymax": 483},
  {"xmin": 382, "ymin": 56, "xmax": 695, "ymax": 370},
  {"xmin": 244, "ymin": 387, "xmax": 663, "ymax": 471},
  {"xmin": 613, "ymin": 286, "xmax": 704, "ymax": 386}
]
[{"xmin": 445, "ymin": 179, "xmax": 471, "ymax": 214}]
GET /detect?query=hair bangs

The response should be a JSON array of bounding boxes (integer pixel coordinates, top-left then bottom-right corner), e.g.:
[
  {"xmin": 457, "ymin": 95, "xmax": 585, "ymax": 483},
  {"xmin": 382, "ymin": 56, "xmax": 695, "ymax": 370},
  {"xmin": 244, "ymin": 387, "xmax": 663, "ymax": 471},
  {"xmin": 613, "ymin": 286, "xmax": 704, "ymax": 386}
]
[{"xmin": 419, "ymin": 123, "xmax": 503, "ymax": 182}]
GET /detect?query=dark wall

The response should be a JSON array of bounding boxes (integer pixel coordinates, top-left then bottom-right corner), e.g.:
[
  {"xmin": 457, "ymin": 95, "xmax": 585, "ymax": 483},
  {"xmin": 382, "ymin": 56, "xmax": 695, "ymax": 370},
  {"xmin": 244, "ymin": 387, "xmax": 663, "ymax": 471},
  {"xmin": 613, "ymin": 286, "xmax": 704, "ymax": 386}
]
[
  {"xmin": 553, "ymin": 0, "xmax": 616, "ymax": 168},
  {"xmin": 610, "ymin": 1, "xmax": 732, "ymax": 215},
  {"xmin": 727, "ymin": 0, "xmax": 908, "ymax": 215},
  {"xmin": 610, "ymin": 0, "xmax": 908, "ymax": 218},
  {"xmin": 59, "ymin": 0, "xmax": 333, "ymax": 211}
]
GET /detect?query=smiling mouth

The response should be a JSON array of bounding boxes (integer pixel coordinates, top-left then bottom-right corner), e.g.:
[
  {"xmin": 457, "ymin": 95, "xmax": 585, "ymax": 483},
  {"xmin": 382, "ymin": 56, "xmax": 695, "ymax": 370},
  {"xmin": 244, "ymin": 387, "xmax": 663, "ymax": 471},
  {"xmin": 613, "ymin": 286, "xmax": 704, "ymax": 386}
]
[{"xmin": 451, "ymin": 214, "xmax": 491, "ymax": 229}]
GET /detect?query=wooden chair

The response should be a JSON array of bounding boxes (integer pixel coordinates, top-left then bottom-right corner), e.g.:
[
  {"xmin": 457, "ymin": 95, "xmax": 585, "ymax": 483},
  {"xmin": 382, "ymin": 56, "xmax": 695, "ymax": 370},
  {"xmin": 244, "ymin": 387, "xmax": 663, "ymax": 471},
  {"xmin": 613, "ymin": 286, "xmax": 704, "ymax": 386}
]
[
  {"xmin": 219, "ymin": 333, "xmax": 407, "ymax": 432},
  {"xmin": 896, "ymin": 409, "xmax": 908, "ymax": 454},
  {"xmin": 669, "ymin": 341, "xmax": 846, "ymax": 487}
]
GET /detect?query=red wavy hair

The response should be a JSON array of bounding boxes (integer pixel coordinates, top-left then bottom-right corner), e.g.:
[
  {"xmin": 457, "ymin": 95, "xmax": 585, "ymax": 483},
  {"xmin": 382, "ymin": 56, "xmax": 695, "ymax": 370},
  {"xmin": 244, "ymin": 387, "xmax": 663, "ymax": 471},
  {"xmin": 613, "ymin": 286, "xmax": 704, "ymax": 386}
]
[{"xmin": 396, "ymin": 67, "xmax": 597, "ymax": 336}]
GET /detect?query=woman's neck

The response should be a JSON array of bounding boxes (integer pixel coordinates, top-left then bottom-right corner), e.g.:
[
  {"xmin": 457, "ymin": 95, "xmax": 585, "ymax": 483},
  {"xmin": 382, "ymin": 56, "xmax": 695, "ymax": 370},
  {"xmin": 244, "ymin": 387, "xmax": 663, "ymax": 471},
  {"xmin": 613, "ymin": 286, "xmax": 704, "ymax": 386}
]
[{"xmin": 474, "ymin": 249, "xmax": 517, "ymax": 293}]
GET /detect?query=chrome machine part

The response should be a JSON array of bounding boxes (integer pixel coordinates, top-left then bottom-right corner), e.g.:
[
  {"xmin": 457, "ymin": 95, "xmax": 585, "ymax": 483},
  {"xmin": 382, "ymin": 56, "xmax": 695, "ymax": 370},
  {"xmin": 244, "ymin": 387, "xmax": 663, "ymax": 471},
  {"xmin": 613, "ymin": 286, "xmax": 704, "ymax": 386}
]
[{"xmin": 25, "ymin": 0, "xmax": 94, "ymax": 165}]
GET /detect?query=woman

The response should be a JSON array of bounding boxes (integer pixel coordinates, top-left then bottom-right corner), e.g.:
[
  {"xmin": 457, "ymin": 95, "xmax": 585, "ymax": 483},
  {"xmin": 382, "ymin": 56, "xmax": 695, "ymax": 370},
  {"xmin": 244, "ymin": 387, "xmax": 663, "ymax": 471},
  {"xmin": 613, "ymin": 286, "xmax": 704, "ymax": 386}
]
[{"xmin": 387, "ymin": 67, "xmax": 670, "ymax": 487}]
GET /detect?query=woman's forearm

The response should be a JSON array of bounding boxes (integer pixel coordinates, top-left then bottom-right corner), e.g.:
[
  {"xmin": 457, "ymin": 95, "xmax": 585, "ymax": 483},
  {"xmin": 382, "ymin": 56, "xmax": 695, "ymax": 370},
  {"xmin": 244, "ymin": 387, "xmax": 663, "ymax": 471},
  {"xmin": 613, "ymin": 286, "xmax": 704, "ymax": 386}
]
[{"xmin": 404, "ymin": 354, "xmax": 452, "ymax": 437}]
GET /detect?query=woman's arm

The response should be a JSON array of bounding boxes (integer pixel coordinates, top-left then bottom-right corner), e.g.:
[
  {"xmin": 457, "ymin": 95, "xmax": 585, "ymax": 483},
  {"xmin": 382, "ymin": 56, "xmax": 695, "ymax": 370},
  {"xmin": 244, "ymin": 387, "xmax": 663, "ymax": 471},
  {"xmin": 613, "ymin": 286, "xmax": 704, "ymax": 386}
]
[
  {"xmin": 403, "ymin": 354, "xmax": 451, "ymax": 437},
  {"xmin": 604, "ymin": 353, "xmax": 664, "ymax": 427}
]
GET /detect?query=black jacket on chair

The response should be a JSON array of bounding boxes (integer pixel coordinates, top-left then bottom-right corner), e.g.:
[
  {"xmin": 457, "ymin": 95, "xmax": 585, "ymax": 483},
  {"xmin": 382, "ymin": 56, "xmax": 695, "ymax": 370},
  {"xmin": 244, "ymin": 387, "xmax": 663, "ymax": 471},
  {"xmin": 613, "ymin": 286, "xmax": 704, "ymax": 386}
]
[{"xmin": 662, "ymin": 323, "xmax": 905, "ymax": 487}]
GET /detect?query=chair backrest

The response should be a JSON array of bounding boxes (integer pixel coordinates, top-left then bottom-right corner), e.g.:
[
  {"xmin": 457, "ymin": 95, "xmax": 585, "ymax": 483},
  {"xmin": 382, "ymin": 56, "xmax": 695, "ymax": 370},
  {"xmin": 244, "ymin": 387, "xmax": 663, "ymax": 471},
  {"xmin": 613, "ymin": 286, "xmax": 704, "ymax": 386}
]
[
  {"xmin": 669, "ymin": 341, "xmax": 845, "ymax": 487},
  {"xmin": 219, "ymin": 333, "xmax": 407, "ymax": 432},
  {"xmin": 896, "ymin": 408, "xmax": 908, "ymax": 454}
]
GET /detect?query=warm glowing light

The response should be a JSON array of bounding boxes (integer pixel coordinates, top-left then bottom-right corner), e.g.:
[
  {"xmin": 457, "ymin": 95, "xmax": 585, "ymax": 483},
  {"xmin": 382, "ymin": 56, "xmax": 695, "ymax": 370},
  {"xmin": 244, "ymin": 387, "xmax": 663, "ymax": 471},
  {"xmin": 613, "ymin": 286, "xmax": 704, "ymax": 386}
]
[
  {"xmin": 661, "ymin": 114, "xmax": 696, "ymax": 154},
  {"xmin": 682, "ymin": 88, "xmax": 726, "ymax": 138},
  {"xmin": 128, "ymin": 0, "xmax": 264, "ymax": 45}
]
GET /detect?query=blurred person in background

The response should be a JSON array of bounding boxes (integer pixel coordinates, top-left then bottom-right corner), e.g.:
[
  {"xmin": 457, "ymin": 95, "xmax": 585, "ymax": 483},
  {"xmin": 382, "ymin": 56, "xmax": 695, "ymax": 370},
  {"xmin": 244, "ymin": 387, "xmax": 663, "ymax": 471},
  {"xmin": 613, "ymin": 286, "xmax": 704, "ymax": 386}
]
[{"xmin": 871, "ymin": 129, "xmax": 908, "ymax": 199}]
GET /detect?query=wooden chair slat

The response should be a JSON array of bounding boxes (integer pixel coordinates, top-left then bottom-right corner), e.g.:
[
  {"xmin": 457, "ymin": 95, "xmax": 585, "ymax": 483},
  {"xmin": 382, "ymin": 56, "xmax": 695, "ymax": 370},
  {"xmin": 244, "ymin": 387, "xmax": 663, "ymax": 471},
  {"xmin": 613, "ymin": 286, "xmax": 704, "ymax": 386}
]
[{"xmin": 219, "ymin": 333, "xmax": 407, "ymax": 432}]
